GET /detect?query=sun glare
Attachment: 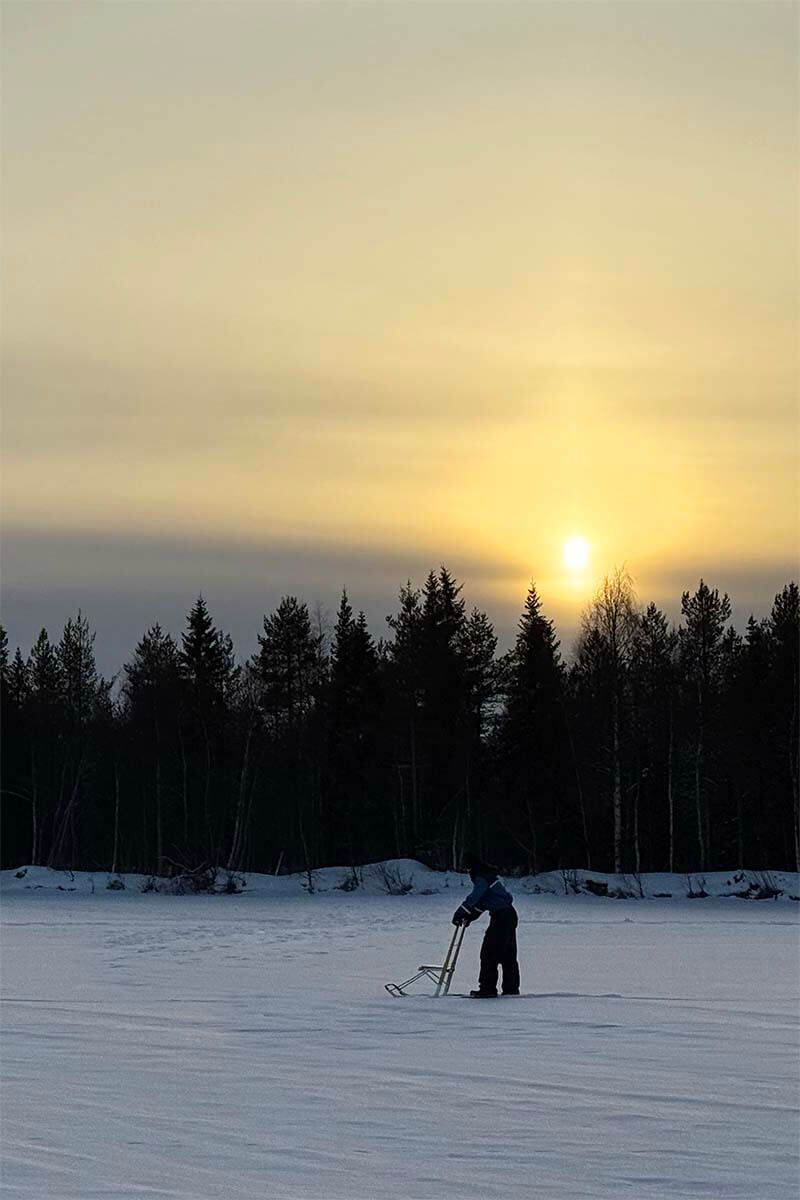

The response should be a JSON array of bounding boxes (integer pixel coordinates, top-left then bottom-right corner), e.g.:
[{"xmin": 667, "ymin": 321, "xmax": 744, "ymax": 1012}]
[{"xmin": 564, "ymin": 536, "xmax": 590, "ymax": 572}]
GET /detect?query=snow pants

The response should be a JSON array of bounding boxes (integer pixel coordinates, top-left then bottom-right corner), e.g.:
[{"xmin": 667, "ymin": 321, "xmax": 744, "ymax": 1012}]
[{"xmin": 478, "ymin": 907, "xmax": 520, "ymax": 995}]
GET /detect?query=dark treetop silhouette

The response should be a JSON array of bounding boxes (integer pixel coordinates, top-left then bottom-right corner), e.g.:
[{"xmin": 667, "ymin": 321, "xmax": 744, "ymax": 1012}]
[{"xmin": 1, "ymin": 573, "xmax": 798, "ymax": 877}]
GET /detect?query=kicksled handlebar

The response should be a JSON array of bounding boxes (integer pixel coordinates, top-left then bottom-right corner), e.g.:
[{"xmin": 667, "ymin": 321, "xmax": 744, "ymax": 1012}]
[{"xmin": 385, "ymin": 922, "xmax": 467, "ymax": 997}]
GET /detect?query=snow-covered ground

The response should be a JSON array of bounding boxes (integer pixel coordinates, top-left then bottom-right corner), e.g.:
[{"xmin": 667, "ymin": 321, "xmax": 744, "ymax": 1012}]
[{"xmin": 2, "ymin": 863, "xmax": 798, "ymax": 1199}]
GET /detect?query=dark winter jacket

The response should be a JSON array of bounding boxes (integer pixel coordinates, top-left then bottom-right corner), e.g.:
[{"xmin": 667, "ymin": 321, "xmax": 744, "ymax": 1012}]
[{"xmin": 453, "ymin": 869, "xmax": 514, "ymax": 924}]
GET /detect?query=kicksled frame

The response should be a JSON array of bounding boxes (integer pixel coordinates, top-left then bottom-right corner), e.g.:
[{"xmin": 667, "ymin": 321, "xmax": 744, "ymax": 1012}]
[{"xmin": 385, "ymin": 922, "xmax": 467, "ymax": 997}]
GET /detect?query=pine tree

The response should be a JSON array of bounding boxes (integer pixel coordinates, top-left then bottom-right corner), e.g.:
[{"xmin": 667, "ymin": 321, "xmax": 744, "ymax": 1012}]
[
  {"xmin": 27, "ymin": 628, "xmax": 64, "ymax": 862},
  {"xmin": 256, "ymin": 597, "xmax": 320, "ymax": 735},
  {"xmin": 255, "ymin": 596, "xmax": 323, "ymax": 870},
  {"xmin": 576, "ymin": 569, "xmax": 639, "ymax": 873},
  {"xmin": 631, "ymin": 603, "xmax": 678, "ymax": 871},
  {"xmin": 26, "ymin": 629, "xmax": 64, "ymax": 865},
  {"xmin": 58, "ymin": 613, "xmax": 101, "ymax": 729},
  {"xmin": 7, "ymin": 648, "xmax": 29, "ymax": 709}
]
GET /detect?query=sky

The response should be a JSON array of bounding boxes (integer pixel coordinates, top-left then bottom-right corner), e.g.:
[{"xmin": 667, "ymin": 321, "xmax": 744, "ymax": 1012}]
[{"xmin": 2, "ymin": 0, "xmax": 798, "ymax": 675}]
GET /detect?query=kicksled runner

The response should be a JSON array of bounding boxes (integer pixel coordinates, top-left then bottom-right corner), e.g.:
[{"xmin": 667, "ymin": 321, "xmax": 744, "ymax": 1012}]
[{"xmin": 385, "ymin": 923, "xmax": 467, "ymax": 997}]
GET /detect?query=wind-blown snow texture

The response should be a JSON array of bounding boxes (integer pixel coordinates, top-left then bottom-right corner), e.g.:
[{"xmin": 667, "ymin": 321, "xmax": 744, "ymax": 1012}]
[{"xmin": 2, "ymin": 862, "xmax": 798, "ymax": 1199}]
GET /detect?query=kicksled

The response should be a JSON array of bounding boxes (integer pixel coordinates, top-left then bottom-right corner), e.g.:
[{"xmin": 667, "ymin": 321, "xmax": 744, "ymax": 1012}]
[{"xmin": 385, "ymin": 923, "xmax": 467, "ymax": 997}]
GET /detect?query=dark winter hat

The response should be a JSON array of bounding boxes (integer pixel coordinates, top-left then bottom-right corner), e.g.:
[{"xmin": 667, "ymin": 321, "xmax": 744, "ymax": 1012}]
[{"xmin": 463, "ymin": 853, "xmax": 497, "ymax": 882}]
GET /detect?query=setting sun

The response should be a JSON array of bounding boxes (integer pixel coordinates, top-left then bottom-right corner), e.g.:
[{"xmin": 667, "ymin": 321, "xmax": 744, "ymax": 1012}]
[{"xmin": 564, "ymin": 537, "xmax": 590, "ymax": 572}]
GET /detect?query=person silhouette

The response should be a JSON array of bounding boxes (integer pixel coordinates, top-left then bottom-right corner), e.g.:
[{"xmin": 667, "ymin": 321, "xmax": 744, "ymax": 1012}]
[{"xmin": 452, "ymin": 856, "xmax": 520, "ymax": 997}]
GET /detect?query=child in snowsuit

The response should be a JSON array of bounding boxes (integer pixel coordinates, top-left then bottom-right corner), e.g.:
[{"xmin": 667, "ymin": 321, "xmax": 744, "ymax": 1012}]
[{"xmin": 452, "ymin": 858, "xmax": 520, "ymax": 997}]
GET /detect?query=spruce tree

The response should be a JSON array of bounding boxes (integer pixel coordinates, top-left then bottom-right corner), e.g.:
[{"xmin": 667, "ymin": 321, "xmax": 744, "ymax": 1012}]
[
  {"xmin": 0, "ymin": 634, "xmax": 33, "ymax": 865},
  {"xmin": 49, "ymin": 613, "xmax": 105, "ymax": 868},
  {"xmin": 768, "ymin": 582, "xmax": 799, "ymax": 868},
  {"xmin": 451, "ymin": 605, "xmax": 498, "ymax": 868},
  {"xmin": 460, "ymin": 608, "xmax": 498, "ymax": 735},
  {"xmin": 124, "ymin": 624, "xmax": 182, "ymax": 871},
  {"xmin": 420, "ymin": 568, "xmax": 471, "ymax": 861},
  {"xmin": 386, "ymin": 582, "xmax": 424, "ymax": 853},
  {"xmin": 679, "ymin": 580, "xmax": 732, "ymax": 871},
  {"xmin": 178, "ymin": 597, "xmax": 238, "ymax": 866},
  {"xmin": 500, "ymin": 584, "xmax": 567, "ymax": 872},
  {"xmin": 180, "ymin": 597, "xmax": 230, "ymax": 707},
  {"xmin": 328, "ymin": 592, "xmax": 380, "ymax": 863}
]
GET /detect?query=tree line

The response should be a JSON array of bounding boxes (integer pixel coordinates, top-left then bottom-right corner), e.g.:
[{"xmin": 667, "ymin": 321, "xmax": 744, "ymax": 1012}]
[{"xmin": 1, "ymin": 570, "xmax": 797, "ymax": 877}]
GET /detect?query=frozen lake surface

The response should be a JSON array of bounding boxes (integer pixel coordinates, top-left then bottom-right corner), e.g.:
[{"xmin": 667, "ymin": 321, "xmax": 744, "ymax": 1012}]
[{"xmin": 2, "ymin": 866, "xmax": 798, "ymax": 1199}]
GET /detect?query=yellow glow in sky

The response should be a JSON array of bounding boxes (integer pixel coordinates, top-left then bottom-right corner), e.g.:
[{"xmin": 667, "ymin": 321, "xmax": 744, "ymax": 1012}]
[{"xmin": 1, "ymin": 0, "xmax": 797, "ymax": 658}]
